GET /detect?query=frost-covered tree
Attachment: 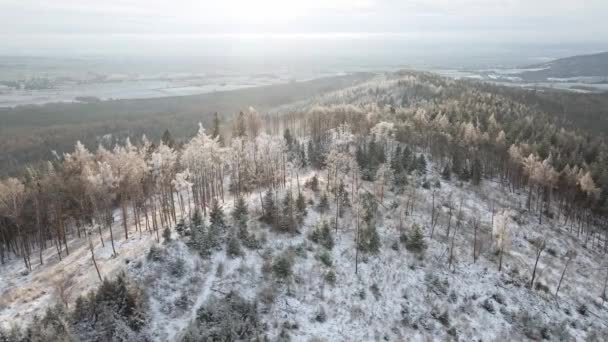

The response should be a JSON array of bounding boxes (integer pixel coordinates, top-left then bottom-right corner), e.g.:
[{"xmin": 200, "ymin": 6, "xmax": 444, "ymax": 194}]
[{"xmin": 493, "ymin": 209, "xmax": 512, "ymax": 272}]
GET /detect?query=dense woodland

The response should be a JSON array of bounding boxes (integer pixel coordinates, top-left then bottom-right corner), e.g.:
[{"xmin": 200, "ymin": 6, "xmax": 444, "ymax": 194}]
[
  {"xmin": 1, "ymin": 71, "xmax": 608, "ymax": 340},
  {"xmin": 0, "ymin": 73, "xmax": 372, "ymax": 177}
]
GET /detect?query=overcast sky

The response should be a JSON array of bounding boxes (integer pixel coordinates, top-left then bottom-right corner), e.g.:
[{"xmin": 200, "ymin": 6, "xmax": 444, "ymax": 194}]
[{"xmin": 1, "ymin": 0, "xmax": 607, "ymax": 56}]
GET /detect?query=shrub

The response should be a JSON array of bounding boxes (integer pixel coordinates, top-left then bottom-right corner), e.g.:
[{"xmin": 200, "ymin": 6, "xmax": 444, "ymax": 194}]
[
  {"xmin": 516, "ymin": 310, "xmax": 548, "ymax": 340},
  {"xmin": 147, "ymin": 245, "xmax": 166, "ymax": 262},
  {"xmin": 425, "ymin": 272, "xmax": 449, "ymax": 296},
  {"xmin": 370, "ymin": 283, "xmax": 381, "ymax": 300},
  {"xmin": 577, "ymin": 304, "xmax": 588, "ymax": 316},
  {"xmin": 319, "ymin": 251, "xmax": 332, "ymax": 267},
  {"xmin": 391, "ymin": 241, "xmax": 399, "ymax": 251},
  {"xmin": 272, "ymin": 254, "xmax": 293, "ymax": 280},
  {"xmin": 492, "ymin": 292, "xmax": 506, "ymax": 305},
  {"xmin": 481, "ymin": 298, "xmax": 495, "ymax": 314},
  {"xmin": 358, "ymin": 289, "xmax": 366, "ymax": 300},
  {"xmin": 437, "ymin": 311, "xmax": 450, "ymax": 326},
  {"xmin": 257, "ymin": 286, "xmax": 277, "ymax": 308},
  {"xmin": 309, "ymin": 219, "xmax": 334, "ymax": 250},
  {"xmin": 535, "ymin": 282, "xmax": 550, "ymax": 294},
  {"xmin": 448, "ymin": 291, "xmax": 458, "ymax": 304},
  {"xmin": 314, "ymin": 306, "xmax": 327, "ymax": 323},
  {"xmin": 405, "ymin": 224, "xmax": 426, "ymax": 254},
  {"xmin": 183, "ymin": 292, "xmax": 261, "ymax": 342},
  {"xmin": 325, "ymin": 271, "xmax": 336, "ymax": 286},
  {"xmin": 226, "ymin": 235, "xmax": 243, "ymax": 258},
  {"xmin": 169, "ymin": 258, "xmax": 186, "ymax": 278}
]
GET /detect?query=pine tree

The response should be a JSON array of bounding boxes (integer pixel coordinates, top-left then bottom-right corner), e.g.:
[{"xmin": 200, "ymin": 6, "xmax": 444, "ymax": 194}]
[
  {"xmin": 441, "ymin": 164, "xmax": 451, "ymax": 180},
  {"xmin": 471, "ymin": 157, "xmax": 482, "ymax": 185},
  {"xmin": 299, "ymin": 143, "xmax": 307, "ymax": 168},
  {"xmin": 335, "ymin": 181, "xmax": 350, "ymax": 217},
  {"xmin": 161, "ymin": 129, "xmax": 174, "ymax": 148},
  {"xmin": 208, "ymin": 200, "xmax": 226, "ymax": 249},
  {"xmin": 310, "ymin": 219, "xmax": 334, "ymax": 250},
  {"xmin": 320, "ymin": 219, "xmax": 334, "ymax": 250},
  {"xmin": 232, "ymin": 197, "xmax": 249, "ymax": 240},
  {"xmin": 391, "ymin": 146, "xmax": 403, "ymax": 174},
  {"xmin": 162, "ymin": 226, "xmax": 171, "ymax": 244},
  {"xmin": 211, "ymin": 112, "xmax": 224, "ymax": 146},
  {"xmin": 191, "ymin": 209, "xmax": 202, "ymax": 230},
  {"xmin": 306, "ymin": 174, "xmax": 319, "ymax": 192},
  {"xmin": 402, "ymin": 146, "xmax": 412, "ymax": 172},
  {"xmin": 176, "ymin": 219, "xmax": 186, "ymax": 237},
  {"xmin": 296, "ymin": 192, "xmax": 307, "ymax": 224},
  {"xmin": 280, "ymin": 192, "xmax": 297, "ymax": 234},
  {"xmin": 307, "ymin": 140, "xmax": 316, "ymax": 168},
  {"xmin": 451, "ymin": 151, "xmax": 462, "ymax": 177},
  {"xmin": 417, "ymin": 155, "xmax": 427, "ymax": 174},
  {"xmin": 190, "ymin": 209, "xmax": 210, "ymax": 257},
  {"xmin": 358, "ymin": 192, "xmax": 381, "ymax": 253},
  {"xmin": 226, "ymin": 231, "xmax": 243, "ymax": 258},
  {"xmin": 233, "ymin": 111, "xmax": 246, "ymax": 138},
  {"xmin": 317, "ymin": 192, "xmax": 329, "ymax": 213},
  {"xmin": 406, "ymin": 224, "xmax": 427, "ymax": 254},
  {"xmin": 359, "ymin": 224, "xmax": 381, "ymax": 254},
  {"xmin": 283, "ymin": 128, "xmax": 293, "ymax": 149},
  {"xmin": 261, "ymin": 190, "xmax": 278, "ymax": 227},
  {"xmin": 356, "ymin": 144, "xmax": 367, "ymax": 170}
]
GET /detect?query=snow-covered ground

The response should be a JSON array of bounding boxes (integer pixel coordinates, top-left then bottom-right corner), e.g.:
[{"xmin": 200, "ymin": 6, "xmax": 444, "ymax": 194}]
[{"xmin": 2, "ymin": 161, "xmax": 608, "ymax": 340}]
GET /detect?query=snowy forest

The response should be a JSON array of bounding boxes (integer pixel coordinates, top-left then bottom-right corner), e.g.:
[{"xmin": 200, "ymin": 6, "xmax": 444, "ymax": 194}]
[{"xmin": 1, "ymin": 71, "xmax": 608, "ymax": 341}]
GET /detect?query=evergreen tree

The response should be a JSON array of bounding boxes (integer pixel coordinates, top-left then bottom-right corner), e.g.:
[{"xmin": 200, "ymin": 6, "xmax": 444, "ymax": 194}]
[
  {"xmin": 402, "ymin": 146, "xmax": 412, "ymax": 172},
  {"xmin": 208, "ymin": 200, "xmax": 226, "ymax": 249},
  {"xmin": 416, "ymin": 154, "xmax": 427, "ymax": 174},
  {"xmin": 233, "ymin": 111, "xmax": 246, "ymax": 138},
  {"xmin": 451, "ymin": 150, "xmax": 462, "ymax": 177},
  {"xmin": 211, "ymin": 112, "xmax": 224, "ymax": 146},
  {"xmin": 261, "ymin": 190, "xmax": 278, "ymax": 227},
  {"xmin": 283, "ymin": 128, "xmax": 293, "ymax": 149},
  {"xmin": 176, "ymin": 219, "xmax": 186, "ymax": 237},
  {"xmin": 191, "ymin": 209, "xmax": 202, "ymax": 230},
  {"xmin": 190, "ymin": 209, "xmax": 210, "ymax": 257},
  {"xmin": 310, "ymin": 219, "xmax": 334, "ymax": 250},
  {"xmin": 405, "ymin": 224, "xmax": 427, "ymax": 254},
  {"xmin": 317, "ymin": 192, "xmax": 329, "ymax": 213},
  {"xmin": 356, "ymin": 144, "xmax": 367, "ymax": 170},
  {"xmin": 460, "ymin": 165, "xmax": 471, "ymax": 182},
  {"xmin": 232, "ymin": 197, "xmax": 249, "ymax": 240},
  {"xmin": 162, "ymin": 226, "xmax": 171, "ymax": 244},
  {"xmin": 441, "ymin": 164, "xmax": 451, "ymax": 180},
  {"xmin": 226, "ymin": 231, "xmax": 243, "ymax": 258},
  {"xmin": 306, "ymin": 174, "xmax": 319, "ymax": 192},
  {"xmin": 471, "ymin": 157, "xmax": 482, "ymax": 185},
  {"xmin": 359, "ymin": 225, "xmax": 381, "ymax": 254},
  {"xmin": 161, "ymin": 129, "xmax": 174, "ymax": 148},
  {"xmin": 391, "ymin": 146, "xmax": 403, "ymax": 174},
  {"xmin": 307, "ymin": 140, "xmax": 316, "ymax": 168},
  {"xmin": 296, "ymin": 192, "xmax": 307, "ymax": 223},
  {"xmin": 280, "ymin": 192, "xmax": 297, "ymax": 234},
  {"xmin": 335, "ymin": 181, "xmax": 350, "ymax": 217},
  {"xmin": 358, "ymin": 192, "xmax": 381, "ymax": 253}
]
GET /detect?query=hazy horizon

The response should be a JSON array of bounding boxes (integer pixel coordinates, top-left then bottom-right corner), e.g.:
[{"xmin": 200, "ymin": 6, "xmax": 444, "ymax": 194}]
[{"xmin": 2, "ymin": 0, "xmax": 607, "ymax": 60}]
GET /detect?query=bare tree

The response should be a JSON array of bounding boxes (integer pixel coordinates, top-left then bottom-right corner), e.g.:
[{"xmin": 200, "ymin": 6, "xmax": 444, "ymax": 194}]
[
  {"xmin": 555, "ymin": 250, "xmax": 576, "ymax": 298},
  {"xmin": 530, "ymin": 238, "xmax": 547, "ymax": 288}
]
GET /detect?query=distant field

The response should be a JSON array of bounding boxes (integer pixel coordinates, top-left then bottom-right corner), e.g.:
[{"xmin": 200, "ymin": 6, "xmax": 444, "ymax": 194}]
[{"xmin": 0, "ymin": 73, "xmax": 373, "ymax": 176}]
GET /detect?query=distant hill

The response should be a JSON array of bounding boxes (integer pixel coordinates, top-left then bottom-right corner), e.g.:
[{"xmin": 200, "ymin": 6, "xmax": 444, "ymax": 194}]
[{"xmin": 519, "ymin": 51, "xmax": 608, "ymax": 81}]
